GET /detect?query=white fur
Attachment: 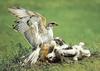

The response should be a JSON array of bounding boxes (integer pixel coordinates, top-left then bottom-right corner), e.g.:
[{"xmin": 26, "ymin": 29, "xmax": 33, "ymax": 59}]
[
  {"xmin": 47, "ymin": 42, "xmax": 91, "ymax": 61},
  {"xmin": 56, "ymin": 46, "xmax": 80, "ymax": 61},
  {"xmin": 81, "ymin": 49, "xmax": 91, "ymax": 57},
  {"xmin": 47, "ymin": 51, "xmax": 55, "ymax": 61},
  {"xmin": 60, "ymin": 44, "xmax": 69, "ymax": 49}
]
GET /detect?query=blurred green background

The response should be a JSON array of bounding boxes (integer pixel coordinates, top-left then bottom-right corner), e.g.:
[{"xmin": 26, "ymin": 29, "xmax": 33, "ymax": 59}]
[{"xmin": 0, "ymin": 0, "xmax": 100, "ymax": 71}]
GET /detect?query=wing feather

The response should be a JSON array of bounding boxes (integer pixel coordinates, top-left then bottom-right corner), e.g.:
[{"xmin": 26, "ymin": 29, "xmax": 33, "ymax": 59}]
[
  {"xmin": 8, "ymin": 7, "xmax": 29, "ymax": 18},
  {"xmin": 8, "ymin": 7, "xmax": 47, "ymax": 32}
]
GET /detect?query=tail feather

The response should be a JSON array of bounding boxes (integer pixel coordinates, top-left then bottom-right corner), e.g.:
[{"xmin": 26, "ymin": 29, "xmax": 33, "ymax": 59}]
[{"xmin": 24, "ymin": 47, "xmax": 41, "ymax": 64}]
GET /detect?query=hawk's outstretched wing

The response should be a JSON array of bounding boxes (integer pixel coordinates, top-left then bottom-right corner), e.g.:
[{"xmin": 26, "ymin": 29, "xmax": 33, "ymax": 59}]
[{"xmin": 8, "ymin": 7, "xmax": 46, "ymax": 30}]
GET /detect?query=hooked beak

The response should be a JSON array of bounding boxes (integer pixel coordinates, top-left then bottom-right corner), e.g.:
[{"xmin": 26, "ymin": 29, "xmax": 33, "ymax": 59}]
[
  {"xmin": 54, "ymin": 23, "xmax": 58, "ymax": 26},
  {"xmin": 51, "ymin": 22, "xmax": 58, "ymax": 26}
]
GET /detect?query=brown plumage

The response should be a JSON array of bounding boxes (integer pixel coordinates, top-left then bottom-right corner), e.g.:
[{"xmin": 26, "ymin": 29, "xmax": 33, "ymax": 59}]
[{"xmin": 39, "ymin": 43, "xmax": 54, "ymax": 62}]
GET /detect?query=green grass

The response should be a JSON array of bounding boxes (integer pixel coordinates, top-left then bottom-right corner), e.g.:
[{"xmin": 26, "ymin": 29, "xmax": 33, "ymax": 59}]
[{"xmin": 0, "ymin": 0, "xmax": 100, "ymax": 71}]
